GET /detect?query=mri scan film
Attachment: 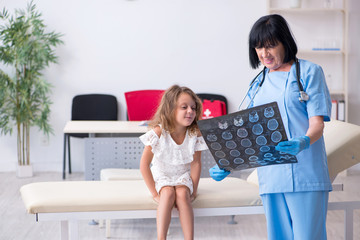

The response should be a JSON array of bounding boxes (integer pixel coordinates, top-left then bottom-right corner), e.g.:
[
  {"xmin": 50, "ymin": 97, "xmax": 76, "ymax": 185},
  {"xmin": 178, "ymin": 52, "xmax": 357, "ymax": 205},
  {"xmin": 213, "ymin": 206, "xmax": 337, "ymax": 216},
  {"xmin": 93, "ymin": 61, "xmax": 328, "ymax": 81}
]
[{"xmin": 198, "ymin": 102, "xmax": 297, "ymax": 171}]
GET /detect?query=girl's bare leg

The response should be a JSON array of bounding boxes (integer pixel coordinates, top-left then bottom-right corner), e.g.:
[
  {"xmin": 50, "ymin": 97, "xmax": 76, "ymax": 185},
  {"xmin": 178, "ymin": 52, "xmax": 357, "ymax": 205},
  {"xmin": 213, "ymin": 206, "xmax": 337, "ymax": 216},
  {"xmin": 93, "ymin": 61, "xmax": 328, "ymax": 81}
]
[
  {"xmin": 175, "ymin": 186, "xmax": 194, "ymax": 240},
  {"xmin": 157, "ymin": 186, "xmax": 176, "ymax": 240}
]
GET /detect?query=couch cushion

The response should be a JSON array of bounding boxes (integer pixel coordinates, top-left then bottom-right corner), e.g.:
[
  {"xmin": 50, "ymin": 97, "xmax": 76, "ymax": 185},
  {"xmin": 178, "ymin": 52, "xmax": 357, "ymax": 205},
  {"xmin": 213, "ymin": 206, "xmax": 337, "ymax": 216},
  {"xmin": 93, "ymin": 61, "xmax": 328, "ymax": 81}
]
[{"xmin": 20, "ymin": 178, "xmax": 261, "ymax": 214}]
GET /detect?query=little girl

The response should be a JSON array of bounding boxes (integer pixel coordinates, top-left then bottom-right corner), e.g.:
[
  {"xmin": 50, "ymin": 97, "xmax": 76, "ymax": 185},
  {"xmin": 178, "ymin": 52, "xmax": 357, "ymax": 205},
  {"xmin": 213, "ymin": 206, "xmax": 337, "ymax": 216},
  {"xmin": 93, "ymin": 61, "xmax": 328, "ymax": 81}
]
[{"xmin": 139, "ymin": 85, "xmax": 207, "ymax": 240}]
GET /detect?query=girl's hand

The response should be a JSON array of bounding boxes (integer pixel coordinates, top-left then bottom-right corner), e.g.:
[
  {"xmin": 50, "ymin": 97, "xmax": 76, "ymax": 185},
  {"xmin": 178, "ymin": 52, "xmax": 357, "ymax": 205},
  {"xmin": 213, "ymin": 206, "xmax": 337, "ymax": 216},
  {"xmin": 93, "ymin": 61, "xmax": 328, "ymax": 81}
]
[
  {"xmin": 153, "ymin": 195, "xmax": 160, "ymax": 203},
  {"xmin": 190, "ymin": 193, "xmax": 197, "ymax": 202}
]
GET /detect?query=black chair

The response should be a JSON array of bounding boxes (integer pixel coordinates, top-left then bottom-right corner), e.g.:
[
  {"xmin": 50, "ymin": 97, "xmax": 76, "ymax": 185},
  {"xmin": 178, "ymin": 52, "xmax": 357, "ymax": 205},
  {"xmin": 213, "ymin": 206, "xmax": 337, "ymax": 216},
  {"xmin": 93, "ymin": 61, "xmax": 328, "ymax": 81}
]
[
  {"xmin": 63, "ymin": 94, "xmax": 118, "ymax": 179},
  {"xmin": 196, "ymin": 93, "xmax": 228, "ymax": 114}
]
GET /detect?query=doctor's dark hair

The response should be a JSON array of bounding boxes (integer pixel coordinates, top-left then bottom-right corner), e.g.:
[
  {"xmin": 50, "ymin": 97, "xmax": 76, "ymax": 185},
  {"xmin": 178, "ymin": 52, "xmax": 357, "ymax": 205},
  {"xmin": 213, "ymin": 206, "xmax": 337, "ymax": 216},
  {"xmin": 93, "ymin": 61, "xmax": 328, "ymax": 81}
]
[
  {"xmin": 248, "ymin": 14, "xmax": 298, "ymax": 69},
  {"xmin": 149, "ymin": 85, "xmax": 203, "ymax": 135}
]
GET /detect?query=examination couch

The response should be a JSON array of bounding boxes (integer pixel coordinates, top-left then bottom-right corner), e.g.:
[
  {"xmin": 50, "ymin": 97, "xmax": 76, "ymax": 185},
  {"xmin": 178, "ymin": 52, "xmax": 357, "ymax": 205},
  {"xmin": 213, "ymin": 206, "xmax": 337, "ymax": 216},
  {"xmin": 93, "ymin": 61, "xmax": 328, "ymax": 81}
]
[{"xmin": 20, "ymin": 120, "xmax": 360, "ymax": 240}]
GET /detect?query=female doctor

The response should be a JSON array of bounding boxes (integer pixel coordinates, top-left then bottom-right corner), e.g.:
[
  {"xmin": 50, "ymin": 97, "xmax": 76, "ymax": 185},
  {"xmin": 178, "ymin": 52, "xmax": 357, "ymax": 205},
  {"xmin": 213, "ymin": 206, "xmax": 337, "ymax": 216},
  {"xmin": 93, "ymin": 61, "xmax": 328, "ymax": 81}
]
[{"xmin": 210, "ymin": 14, "xmax": 332, "ymax": 240}]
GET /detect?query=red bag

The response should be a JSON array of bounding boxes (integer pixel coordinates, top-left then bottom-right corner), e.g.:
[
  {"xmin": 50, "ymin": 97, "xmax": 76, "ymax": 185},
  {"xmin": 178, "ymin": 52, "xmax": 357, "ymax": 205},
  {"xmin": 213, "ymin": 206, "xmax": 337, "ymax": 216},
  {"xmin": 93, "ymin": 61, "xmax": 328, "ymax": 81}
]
[{"xmin": 202, "ymin": 99, "xmax": 226, "ymax": 119}]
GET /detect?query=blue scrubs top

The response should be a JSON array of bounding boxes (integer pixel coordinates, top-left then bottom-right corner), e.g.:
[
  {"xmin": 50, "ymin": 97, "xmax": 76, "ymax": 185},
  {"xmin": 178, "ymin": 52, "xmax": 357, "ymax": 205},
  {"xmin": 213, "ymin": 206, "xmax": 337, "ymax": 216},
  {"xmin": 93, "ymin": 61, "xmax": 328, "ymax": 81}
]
[{"xmin": 247, "ymin": 59, "xmax": 332, "ymax": 195}]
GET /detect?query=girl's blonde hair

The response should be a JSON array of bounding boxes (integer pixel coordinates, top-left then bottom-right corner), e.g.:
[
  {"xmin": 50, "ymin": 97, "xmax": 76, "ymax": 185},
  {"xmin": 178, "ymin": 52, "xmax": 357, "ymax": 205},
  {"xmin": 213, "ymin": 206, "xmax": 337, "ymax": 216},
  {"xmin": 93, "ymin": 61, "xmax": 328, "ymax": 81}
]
[{"xmin": 149, "ymin": 85, "xmax": 203, "ymax": 135}]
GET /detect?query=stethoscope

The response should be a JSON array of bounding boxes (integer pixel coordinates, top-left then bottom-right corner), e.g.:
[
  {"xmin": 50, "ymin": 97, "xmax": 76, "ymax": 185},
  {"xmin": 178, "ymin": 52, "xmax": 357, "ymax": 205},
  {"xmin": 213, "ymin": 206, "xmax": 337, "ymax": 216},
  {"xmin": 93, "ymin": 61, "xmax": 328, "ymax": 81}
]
[{"xmin": 238, "ymin": 58, "xmax": 309, "ymax": 110}]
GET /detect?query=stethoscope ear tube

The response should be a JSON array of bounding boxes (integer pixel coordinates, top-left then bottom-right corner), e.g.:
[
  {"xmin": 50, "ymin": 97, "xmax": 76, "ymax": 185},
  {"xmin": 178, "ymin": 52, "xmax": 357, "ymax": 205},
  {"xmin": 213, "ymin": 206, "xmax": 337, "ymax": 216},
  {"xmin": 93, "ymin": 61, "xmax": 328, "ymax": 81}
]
[
  {"xmin": 239, "ymin": 58, "xmax": 309, "ymax": 109},
  {"xmin": 249, "ymin": 66, "xmax": 266, "ymax": 87},
  {"xmin": 259, "ymin": 66, "xmax": 267, "ymax": 87},
  {"xmin": 238, "ymin": 66, "xmax": 266, "ymax": 110}
]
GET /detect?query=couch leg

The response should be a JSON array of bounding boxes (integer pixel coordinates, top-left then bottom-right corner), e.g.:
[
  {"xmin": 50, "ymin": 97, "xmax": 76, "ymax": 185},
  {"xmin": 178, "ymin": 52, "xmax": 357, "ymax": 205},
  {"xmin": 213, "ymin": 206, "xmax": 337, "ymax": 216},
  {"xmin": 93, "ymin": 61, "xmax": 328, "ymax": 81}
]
[
  {"xmin": 106, "ymin": 219, "xmax": 111, "ymax": 238},
  {"xmin": 61, "ymin": 221, "xmax": 69, "ymax": 240},
  {"xmin": 344, "ymin": 208, "xmax": 353, "ymax": 240},
  {"xmin": 227, "ymin": 215, "xmax": 237, "ymax": 224},
  {"xmin": 68, "ymin": 220, "xmax": 79, "ymax": 240}
]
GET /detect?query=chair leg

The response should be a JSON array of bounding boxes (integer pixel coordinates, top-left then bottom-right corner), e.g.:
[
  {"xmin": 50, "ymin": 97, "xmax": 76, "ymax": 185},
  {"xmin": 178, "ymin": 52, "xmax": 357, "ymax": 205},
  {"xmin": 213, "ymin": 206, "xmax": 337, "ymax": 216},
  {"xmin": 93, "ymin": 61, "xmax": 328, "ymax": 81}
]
[
  {"xmin": 67, "ymin": 135, "xmax": 72, "ymax": 174},
  {"xmin": 63, "ymin": 134, "xmax": 67, "ymax": 180}
]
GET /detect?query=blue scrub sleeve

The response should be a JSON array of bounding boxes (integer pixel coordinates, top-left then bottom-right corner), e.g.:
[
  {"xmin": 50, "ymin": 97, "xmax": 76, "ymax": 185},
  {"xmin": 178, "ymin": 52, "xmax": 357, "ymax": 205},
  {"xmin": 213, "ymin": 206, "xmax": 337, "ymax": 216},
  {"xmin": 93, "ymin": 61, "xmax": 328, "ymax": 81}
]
[{"xmin": 303, "ymin": 64, "xmax": 331, "ymax": 122}]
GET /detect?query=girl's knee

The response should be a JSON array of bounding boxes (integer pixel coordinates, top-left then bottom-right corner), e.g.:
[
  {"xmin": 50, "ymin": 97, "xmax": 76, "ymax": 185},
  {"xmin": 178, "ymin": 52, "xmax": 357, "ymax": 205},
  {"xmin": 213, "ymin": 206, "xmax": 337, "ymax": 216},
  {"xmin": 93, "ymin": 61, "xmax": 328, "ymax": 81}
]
[
  {"xmin": 159, "ymin": 186, "xmax": 176, "ymax": 201},
  {"xmin": 175, "ymin": 186, "xmax": 191, "ymax": 203}
]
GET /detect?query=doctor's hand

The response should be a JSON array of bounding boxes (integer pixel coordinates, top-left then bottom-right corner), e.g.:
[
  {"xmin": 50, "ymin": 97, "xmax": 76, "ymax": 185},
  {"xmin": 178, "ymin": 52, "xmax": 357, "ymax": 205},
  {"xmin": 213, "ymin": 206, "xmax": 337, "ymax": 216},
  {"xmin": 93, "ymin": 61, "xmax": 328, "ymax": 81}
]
[
  {"xmin": 275, "ymin": 136, "xmax": 310, "ymax": 155},
  {"xmin": 209, "ymin": 165, "xmax": 230, "ymax": 181}
]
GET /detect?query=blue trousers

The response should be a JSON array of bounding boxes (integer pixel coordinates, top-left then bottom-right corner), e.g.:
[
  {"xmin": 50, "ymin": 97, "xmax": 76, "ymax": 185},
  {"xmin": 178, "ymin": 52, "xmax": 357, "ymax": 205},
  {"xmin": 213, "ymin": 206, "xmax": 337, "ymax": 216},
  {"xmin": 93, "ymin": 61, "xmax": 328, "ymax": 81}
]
[{"xmin": 261, "ymin": 191, "xmax": 329, "ymax": 240}]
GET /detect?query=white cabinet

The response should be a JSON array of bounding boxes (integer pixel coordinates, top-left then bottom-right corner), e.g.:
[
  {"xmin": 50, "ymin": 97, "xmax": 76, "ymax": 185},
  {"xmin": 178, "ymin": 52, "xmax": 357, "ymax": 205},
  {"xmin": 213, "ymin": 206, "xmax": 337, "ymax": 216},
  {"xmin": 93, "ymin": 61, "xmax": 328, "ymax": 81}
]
[{"xmin": 267, "ymin": 0, "xmax": 349, "ymax": 121}]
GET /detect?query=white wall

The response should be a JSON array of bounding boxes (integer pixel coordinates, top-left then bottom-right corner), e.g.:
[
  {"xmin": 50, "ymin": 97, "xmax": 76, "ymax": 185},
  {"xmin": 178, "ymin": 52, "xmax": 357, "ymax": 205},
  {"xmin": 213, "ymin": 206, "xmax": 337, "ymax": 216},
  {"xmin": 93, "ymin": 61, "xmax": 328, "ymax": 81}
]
[{"xmin": 0, "ymin": 0, "xmax": 359, "ymax": 173}]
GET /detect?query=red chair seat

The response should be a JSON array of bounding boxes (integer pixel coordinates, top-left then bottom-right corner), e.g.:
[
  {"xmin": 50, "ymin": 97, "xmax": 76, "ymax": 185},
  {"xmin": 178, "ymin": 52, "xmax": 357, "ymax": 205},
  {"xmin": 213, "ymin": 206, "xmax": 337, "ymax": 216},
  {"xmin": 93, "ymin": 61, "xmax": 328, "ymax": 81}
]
[{"xmin": 125, "ymin": 90, "xmax": 165, "ymax": 121}]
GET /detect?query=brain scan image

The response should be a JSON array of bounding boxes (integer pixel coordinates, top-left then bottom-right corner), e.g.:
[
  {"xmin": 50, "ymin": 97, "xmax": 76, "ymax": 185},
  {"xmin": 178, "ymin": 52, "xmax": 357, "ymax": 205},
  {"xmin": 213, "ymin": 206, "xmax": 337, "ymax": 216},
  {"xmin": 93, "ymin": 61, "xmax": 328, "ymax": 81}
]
[
  {"xmin": 257, "ymin": 161, "xmax": 268, "ymax": 166},
  {"xmin": 206, "ymin": 134, "xmax": 217, "ymax": 142},
  {"xmin": 256, "ymin": 135, "xmax": 267, "ymax": 146},
  {"xmin": 218, "ymin": 120, "xmax": 229, "ymax": 130},
  {"xmin": 230, "ymin": 150, "xmax": 241, "ymax": 157},
  {"xmin": 210, "ymin": 142, "xmax": 222, "ymax": 151},
  {"xmin": 267, "ymin": 119, "xmax": 279, "ymax": 131},
  {"xmin": 197, "ymin": 102, "xmax": 297, "ymax": 171},
  {"xmin": 245, "ymin": 148, "xmax": 256, "ymax": 155},
  {"xmin": 235, "ymin": 164, "xmax": 249, "ymax": 170},
  {"xmin": 233, "ymin": 158, "xmax": 245, "ymax": 164},
  {"xmin": 280, "ymin": 155, "xmax": 293, "ymax": 160},
  {"xmin": 264, "ymin": 107, "xmax": 275, "ymax": 118},
  {"xmin": 248, "ymin": 156, "xmax": 258, "ymax": 161},
  {"xmin": 260, "ymin": 146, "xmax": 271, "ymax": 152},
  {"xmin": 271, "ymin": 131, "xmax": 282, "ymax": 143},
  {"xmin": 249, "ymin": 161, "xmax": 258, "ymax": 166},
  {"xmin": 218, "ymin": 159, "xmax": 230, "ymax": 166},
  {"xmin": 222, "ymin": 131, "xmax": 233, "ymax": 140},
  {"xmin": 237, "ymin": 128, "xmax": 248, "ymax": 138},
  {"xmin": 249, "ymin": 111, "xmax": 259, "ymax": 123},
  {"xmin": 252, "ymin": 123, "xmax": 264, "ymax": 135},
  {"xmin": 240, "ymin": 138, "xmax": 252, "ymax": 148},
  {"xmin": 225, "ymin": 140, "xmax": 237, "ymax": 149},
  {"xmin": 215, "ymin": 151, "xmax": 226, "ymax": 158},
  {"xmin": 234, "ymin": 116, "xmax": 244, "ymax": 127}
]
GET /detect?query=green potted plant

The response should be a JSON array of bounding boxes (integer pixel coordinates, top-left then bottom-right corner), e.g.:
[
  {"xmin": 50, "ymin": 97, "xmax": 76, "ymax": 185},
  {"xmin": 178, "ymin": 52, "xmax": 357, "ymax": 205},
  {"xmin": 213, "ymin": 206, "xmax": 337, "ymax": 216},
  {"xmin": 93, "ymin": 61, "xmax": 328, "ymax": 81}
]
[{"xmin": 0, "ymin": 1, "xmax": 63, "ymax": 177}]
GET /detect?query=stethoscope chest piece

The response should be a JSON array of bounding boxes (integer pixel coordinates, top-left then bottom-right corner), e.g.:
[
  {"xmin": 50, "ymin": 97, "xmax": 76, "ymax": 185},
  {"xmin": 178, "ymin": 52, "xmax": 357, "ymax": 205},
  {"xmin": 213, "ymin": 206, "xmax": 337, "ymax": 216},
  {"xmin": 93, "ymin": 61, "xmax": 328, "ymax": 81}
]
[{"xmin": 299, "ymin": 91, "xmax": 310, "ymax": 102}]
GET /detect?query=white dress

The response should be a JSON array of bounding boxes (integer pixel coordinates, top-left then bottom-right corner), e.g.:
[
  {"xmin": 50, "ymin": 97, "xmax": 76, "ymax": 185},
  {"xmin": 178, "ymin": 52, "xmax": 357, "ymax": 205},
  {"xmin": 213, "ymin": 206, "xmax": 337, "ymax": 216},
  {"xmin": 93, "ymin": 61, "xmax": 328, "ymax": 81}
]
[{"xmin": 139, "ymin": 128, "xmax": 208, "ymax": 194}]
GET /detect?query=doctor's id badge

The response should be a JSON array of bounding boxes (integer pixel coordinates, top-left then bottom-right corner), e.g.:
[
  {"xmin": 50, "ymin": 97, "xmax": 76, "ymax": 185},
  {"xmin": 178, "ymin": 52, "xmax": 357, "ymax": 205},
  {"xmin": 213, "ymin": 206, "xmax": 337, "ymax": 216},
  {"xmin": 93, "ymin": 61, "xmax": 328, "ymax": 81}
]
[{"xmin": 198, "ymin": 102, "xmax": 297, "ymax": 171}]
